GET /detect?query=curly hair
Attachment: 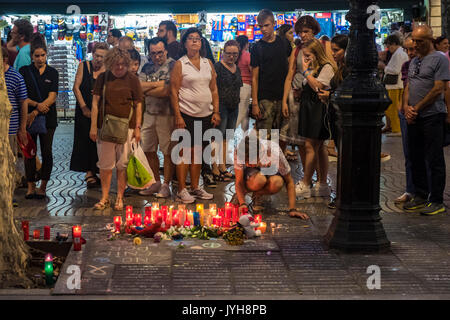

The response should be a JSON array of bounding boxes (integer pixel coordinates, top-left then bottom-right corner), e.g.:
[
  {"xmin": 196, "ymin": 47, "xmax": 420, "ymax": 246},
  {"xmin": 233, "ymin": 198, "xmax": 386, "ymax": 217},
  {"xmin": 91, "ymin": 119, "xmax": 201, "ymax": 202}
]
[
  {"xmin": 13, "ymin": 19, "xmax": 33, "ymax": 43},
  {"xmin": 295, "ymin": 15, "xmax": 321, "ymax": 35},
  {"xmin": 92, "ymin": 42, "xmax": 109, "ymax": 54},
  {"xmin": 103, "ymin": 47, "xmax": 131, "ymax": 71},
  {"xmin": 180, "ymin": 27, "xmax": 206, "ymax": 58}
]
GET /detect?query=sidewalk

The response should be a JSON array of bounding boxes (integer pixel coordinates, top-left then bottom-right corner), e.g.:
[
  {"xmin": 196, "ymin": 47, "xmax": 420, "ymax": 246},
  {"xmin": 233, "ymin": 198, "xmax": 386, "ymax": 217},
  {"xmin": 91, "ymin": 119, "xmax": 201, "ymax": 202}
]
[{"xmin": 10, "ymin": 123, "xmax": 450, "ymax": 298}]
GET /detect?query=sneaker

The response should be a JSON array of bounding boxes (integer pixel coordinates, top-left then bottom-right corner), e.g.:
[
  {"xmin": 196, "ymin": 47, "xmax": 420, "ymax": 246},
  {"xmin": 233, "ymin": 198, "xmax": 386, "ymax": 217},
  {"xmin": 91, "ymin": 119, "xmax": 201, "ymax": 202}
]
[
  {"xmin": 380, "ymin": 153, "xmax": 391, "ymax": 162},
  {"xmin": 202, "ymin": 172, "xmax": 217, "ymax": 188},
  {"xmin": 328, "ymin": 198, "xmax": 336, "ymax": 209},
  {"xmin": 420, "ymin": 202, "xmax": 446, "ymax": 216},
  {"xmin": 191, "ymin": 187, "xmax": 214, "ymax": 200},
  {"xmin": 295, "ymin": 181, "xmax": 311, "ymax": 198},
  {"xmin": 155, "ymin": 183, "xmax": 171, "ymax": 198},
  {"xmin": 386, "ymin": 132, "xmax": 402, "ymax": 137},
  {"xmin": 311, "ymin": 182, "xmax": 331, "ymax": 197},
  {"xmin": 139, "ymin": 181, "xmax": 161, "ymax": 196},
  {"xmin": 176, "ymin": 188, "xmax": 196, "ymax": 204},
  {"xmin": 403, "ymin": 196, "xmax": 427, "ymax": 212},
  {"xmin": 394, "ymin": 192, "xmax": 412, "ymax": 204}
]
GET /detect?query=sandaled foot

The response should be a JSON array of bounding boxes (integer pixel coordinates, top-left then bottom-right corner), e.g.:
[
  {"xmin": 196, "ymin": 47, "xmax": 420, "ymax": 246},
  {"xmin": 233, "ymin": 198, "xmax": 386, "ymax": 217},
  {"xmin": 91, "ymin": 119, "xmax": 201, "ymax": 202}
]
[
  {"xmin": 114, "ymin": 198, "xmax": 124, "ymax": 211},
  {"xmin": 94, "ymin": 198, "xmax": 110, "ymax": 210},
  {"xmin": 35, "ymin": 190, "xmax": 47, "ymax": 200},
  {"xmin": 219, "ymin": 169, "xmax": 233, "ymax": 181}
]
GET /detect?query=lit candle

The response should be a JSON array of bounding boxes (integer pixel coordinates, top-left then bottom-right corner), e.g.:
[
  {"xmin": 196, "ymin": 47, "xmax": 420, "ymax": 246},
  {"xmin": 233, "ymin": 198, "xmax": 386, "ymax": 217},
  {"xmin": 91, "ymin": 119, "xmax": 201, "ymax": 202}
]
[
  {"xmin": 126, "ymin": 205, "xmax": 133, "ymax": 216},
  {"xmin": 114, "ymin": 216, "xmax": 122, "ymax": 232},
  {"xmin": 161, "ymin": 205, "xmax": 168, "ymax": 221},
  {"xmin": 44, "ymin": 226, "xmax": 51, "ymax": 240},
  {"xmin": 225, "ymin": 202, "xmax": 233, "ymax": 219},
  {"xmin": 45, "ymin": 253, "xmax": 53, "ymax": 263},
  {"xmin": 144, "ymin": 215, "xmax": 151, "ymax": 226},
  {"xmin": 33, "ymin": 229, "xmax": 40, "ymax": 240},
  {"xmin": 134, "ymin": 214, "xmax": 142, "ymax": 227},
  {"xmin": 73, "ymin": 226, "xmax": 82, "ymax": 251},
  {"xmin": 22, "ymin": 221, "xmax": 29, "ymax": 241},
  {"xmin": 218, "ymin": 208, "xmax": 225, "ymax": 218},
  {"xmin": 232, "ymin": 206, "xmax": 239, "ymax": 224},
  {"xmin": 193, "ymin": 212, "xmax": 200, "ymax": 226},
  {"xmin": 209, "ymin": 203, "xmax": 217, "ymax": 212},
  {"xmin": 212, "ymin": 216, "xmax": 218, "ymax": 227},
  {"xmin": 172, "ymin": 210, "xmax": 179, "ymax": 226},
  {"xmin": 44, "ymin": 260, "xmax": 53, "ymax": 285},
  {"xmin": 184, "ymin": 219, "xmax": 191, "ymax": 227},
  {"xmin": 126, "ymin": 210, "xmax": 133, "ymax": 226},
  {"xmin": 196, "ymin": 204, "xmax": 204, "ymax": 215},
  {"xmin": 144, "ymin": 206, "xmax": 151, "ymax": 218},
  {"xmin": 254, "ymin": 214, "xmax": 262, "ymax": 224},
  {"xmin": 257, "ymin": 222, "xmax": 267, "ymax": 234},
  {"xmin": 152, "ymin": 202, "xmax": 159, "ymax": 209},
  {"xmin": 187, "ymin": 210, "xmax": 194, "ymax": 225}
]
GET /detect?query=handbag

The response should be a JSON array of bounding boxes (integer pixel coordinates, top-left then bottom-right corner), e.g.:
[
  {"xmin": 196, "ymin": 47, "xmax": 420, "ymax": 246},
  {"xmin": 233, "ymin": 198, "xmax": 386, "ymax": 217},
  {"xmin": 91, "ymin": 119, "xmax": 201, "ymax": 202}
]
[
  {"xmin": 383, "ymin": 73, "xmax": 398, "ymax": 85},
  {"xmin": 127, "ymin": 140, "xmax": 155, "ymax": 190},
  {"xmin": 27, "ymin": 67, "xmax": 47, "ymax": 135},
  {"xmin": 98, "ymin": 72, "xmax": 133, "ymax": 144}
]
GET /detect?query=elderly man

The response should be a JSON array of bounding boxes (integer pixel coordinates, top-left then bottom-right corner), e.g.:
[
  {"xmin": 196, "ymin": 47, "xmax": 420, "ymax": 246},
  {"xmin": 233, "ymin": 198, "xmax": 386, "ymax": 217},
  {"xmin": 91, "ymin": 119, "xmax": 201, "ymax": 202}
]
[
  {"xmin": 403, "ymin": 25, "xmax": 450, "ymax": 215},
  {"xmin": 138, "ymin": 37, "xmax": 176, "ymax": 198}
]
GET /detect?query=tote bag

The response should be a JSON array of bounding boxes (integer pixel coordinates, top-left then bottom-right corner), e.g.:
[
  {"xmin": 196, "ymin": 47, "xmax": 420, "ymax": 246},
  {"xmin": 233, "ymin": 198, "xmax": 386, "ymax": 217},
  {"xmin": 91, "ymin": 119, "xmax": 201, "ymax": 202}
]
[{"xmin": 127, "ymin": 140, "xmax": 155, "ymax": 190}]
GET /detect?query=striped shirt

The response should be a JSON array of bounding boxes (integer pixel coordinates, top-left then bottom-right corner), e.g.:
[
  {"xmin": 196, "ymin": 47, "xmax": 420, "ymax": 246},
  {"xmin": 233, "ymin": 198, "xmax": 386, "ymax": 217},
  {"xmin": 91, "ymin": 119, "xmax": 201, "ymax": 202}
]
[{"xmin": 5, "ymin": 66, "xmax": 28, "ymax": 135}]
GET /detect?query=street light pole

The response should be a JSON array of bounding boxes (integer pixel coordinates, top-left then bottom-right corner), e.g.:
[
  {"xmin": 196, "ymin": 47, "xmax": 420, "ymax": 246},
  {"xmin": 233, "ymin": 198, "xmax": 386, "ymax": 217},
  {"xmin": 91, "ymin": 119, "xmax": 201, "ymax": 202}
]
[{"xmin": 324, "ymin": 0, "xmax": 391, "ymax": 252}]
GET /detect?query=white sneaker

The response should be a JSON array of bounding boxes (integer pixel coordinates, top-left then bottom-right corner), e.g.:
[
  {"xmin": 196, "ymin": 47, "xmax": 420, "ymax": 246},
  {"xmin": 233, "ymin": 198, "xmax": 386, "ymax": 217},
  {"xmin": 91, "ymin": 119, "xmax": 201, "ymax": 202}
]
[
  {"xmin": 139, "ymin": 181, "xmax": 161, "ymax": 196},
  {"xmin": 295, "ymin": 181, "xmax": 311, "ymax": 198},
  {"xmin": 176, "ymin": 188, "xmax": 195, "ymax": 204},
  {"xmin": 190, "ymin": 187, "xmax": 214, "ymax": 200},
  {"xmin": 156, "ymin": 183, "xmax": 171, "ymax": 198},
  {"xmin": 311, "ymin": 182, "xmax": 331, "ymax": 197}
]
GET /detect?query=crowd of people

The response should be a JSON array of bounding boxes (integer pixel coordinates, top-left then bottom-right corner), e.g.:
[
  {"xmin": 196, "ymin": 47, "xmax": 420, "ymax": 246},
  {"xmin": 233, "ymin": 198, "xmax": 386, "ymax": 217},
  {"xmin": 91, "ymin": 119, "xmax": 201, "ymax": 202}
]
[{"xmin": 2, "ymin": 9, "xmax": 449, "ymax": 218}]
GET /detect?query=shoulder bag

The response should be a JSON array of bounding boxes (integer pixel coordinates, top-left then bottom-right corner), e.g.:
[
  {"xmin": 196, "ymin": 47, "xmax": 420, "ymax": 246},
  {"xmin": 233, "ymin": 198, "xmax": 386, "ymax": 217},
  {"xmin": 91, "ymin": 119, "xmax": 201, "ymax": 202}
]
[
  {"xmin": 383, "ymin": 73, "xmax": 399, "ymax": 85},
  {"xmin": 98, "ymin": 72, "xmax": 133, "ymax": 144},
  {"xmin": 27, "ymin": 67, "xmax": 47, "ymax": 135}
]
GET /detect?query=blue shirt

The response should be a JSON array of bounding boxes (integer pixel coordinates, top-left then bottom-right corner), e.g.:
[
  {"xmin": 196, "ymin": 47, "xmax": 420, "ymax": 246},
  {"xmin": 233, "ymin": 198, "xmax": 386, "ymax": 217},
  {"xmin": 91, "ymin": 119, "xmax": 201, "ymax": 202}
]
[
  {"xmin": 408, "ymin": 51, "xmax": 450, "ymax": 118},
  {"xmin": 13, "ymin": 44, "xmax": 31, "ymax": 71},
  {"xmin": 5, "ymin": 66, "xmax": 28, "ymax": 135}
]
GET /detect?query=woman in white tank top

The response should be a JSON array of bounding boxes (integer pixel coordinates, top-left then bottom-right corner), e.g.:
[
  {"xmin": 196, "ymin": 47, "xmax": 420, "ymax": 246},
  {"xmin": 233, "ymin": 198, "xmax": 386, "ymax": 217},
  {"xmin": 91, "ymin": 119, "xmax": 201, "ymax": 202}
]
[{"xmin": 170, "ymin": 28, "xmax": 221, "ymax": 203}]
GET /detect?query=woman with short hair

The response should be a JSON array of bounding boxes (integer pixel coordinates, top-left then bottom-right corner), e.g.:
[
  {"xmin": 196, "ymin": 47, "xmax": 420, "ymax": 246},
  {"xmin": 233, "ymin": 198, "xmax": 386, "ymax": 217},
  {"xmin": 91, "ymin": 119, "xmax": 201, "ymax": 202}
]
[
  {"xmin": 89, "ymin": 48, "xmax": 143, "ymax": 210},
  {"xmin": 170, "ymin": 27, "xmax": 221, "ymax": 203}
]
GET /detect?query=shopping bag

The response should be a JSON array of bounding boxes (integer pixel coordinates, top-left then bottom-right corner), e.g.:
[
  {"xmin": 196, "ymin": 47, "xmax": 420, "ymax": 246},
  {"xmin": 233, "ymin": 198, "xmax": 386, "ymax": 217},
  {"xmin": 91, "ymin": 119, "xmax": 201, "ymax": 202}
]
[{"xmin": 127, "ymin": 140, "xmax": 155, "ymax": 190}]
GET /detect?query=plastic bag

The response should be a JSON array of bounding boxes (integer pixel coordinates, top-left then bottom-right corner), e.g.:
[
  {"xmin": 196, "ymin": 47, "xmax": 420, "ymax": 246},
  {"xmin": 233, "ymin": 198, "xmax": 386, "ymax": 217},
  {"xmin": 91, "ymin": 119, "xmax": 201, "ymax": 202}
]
[{"xmin": 127, "ymin": 140, "xmax": 155, "ymax": 190}]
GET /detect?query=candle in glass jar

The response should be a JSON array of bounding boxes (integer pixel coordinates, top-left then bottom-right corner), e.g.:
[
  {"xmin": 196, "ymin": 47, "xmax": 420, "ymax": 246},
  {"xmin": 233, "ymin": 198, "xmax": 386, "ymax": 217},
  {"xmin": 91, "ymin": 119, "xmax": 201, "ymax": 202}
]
[
  {"xmin": 126, "ymin": 210, "xmax": 133, "ymax": 226},
  {"xmin": 126, "ymin": 205, "xmax": 133, "ymax": 216},
  {"xmin": 33, "ymin": 229, "xmax": 40, "ymax": 240},
  {"xmin": 218, "ymin": 208, "xmax": 225, "ymax": 218},
  {"xmin": 225, "ymin": 202, "xmax": 232, "ymax": 219},
  {"xmin": 45, "ymin": 253, "xmax": 53, "ymax": 263},
  {"xmin": 144, "ymin": 215, "xmax": 151, "ymax": 226},
  {"xmin": 73, "ymin": 226, "xmax": 82, "ymax": 251},
  {"xmin": 113, "ymin": 216, "xmax": 122, "ymax": 232},
  {"xmin": 196, "ymin": 204, "xmax": 204, "ymax": 215},
  {"xmin": 187, "ymin": 210, "xmax": 194, "ymax": 225},
  {"xmin": 44, "ymin": 260, "xmax": 53, "ymax": 285},
  {"xmin": 232, "ymin": 206, "xmax": 239, "ymax": 224},
  {"xmin": 254, "ymin": 214, "xmax": 262, "ymax": 224},
  {"xmin": 43, "ymin": 226, "xmax": 51, "ymax": 240},
  {"xmin": 161, "ymin": 205, "xmax": 168, "ymax": 221},
  {"xmin": 134, "ymin": 214, "xmax": 142, "ymax": 227},
  {"xmin": 184, "ymin": 219, "xmax": 191, "ymax": 227},
  {"xmin": 193, "ymin": 212, "xmax": 200, "ymax": 226},
  {"xmin": 22, "ymin": 221, "xmax": 29, "ymax": 241},
  {"xmin": 145, "ymin": 206, "xmax": 151, "ymax": 218},
  {"xmin": 257, "ymin": 222, "xmax": 267, "ymax": 233},
  {"xmin": 172, "ymin": 210, "xmax": 179, "ymax": 226}
]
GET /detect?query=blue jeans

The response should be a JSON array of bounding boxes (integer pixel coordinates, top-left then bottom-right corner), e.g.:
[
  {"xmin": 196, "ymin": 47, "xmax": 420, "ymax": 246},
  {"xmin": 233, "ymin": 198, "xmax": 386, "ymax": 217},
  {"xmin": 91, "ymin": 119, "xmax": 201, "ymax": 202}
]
[
  {"xmin": 219, "ymin": 105, "xmax": 239, "ymax": 136},
  {"xmin": 398, "ymin": 111, "xmax": 415, "ymax": 194}
]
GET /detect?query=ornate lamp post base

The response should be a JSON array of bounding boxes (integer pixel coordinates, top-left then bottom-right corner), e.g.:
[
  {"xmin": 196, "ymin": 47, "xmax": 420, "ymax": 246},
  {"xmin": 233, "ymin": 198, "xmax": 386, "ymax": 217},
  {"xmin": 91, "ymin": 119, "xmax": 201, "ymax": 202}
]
[{"xmin": 324, "ymin": 0, "xmax": 391, "ymax": 252}]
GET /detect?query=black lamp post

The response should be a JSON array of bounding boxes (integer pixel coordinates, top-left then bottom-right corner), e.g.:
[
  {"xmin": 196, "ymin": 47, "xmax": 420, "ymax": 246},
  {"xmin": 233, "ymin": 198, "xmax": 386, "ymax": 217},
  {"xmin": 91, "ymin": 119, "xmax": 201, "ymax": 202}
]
[{"xmin": 324, "ymin": 0, "xmax": 391, "ymax": 252}]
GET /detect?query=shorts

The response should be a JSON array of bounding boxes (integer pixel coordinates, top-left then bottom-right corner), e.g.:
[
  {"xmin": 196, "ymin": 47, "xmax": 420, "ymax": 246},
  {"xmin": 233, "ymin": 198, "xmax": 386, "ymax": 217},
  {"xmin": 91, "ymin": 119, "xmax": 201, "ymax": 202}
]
[
  {"xmin": 244, "ymin": 166, "xmax": 282, "ymax": 181},
  {"xmin": 141, "ymin": 113, "xmax": 174, "ymax": 154},
  {"xmin": 255, "ymin": 99, "xmax": 283, "ymax": 138},
  {"xmin": 179, "ymin": 112, "xmax": 213, "ymax": 149},
  {"xmin": 96, "ymin": 129, "xmax": 133, "ymax": 170}
]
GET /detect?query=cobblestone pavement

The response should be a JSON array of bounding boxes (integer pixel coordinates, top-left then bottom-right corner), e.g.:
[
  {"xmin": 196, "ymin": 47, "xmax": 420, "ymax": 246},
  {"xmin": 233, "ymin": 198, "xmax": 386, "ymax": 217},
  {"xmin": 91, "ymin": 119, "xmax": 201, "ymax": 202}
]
[{"xmin": 11, "ymin": 122, "xmax": 450, "ymax": 298}]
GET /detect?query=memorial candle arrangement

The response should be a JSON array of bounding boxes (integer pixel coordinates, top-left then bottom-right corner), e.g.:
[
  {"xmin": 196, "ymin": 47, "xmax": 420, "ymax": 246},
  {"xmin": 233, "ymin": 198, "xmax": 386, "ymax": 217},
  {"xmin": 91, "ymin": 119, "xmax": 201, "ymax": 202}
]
[
  {"xmin": 73, "ymin": 226, "xmax": 82, "ymax": 251},
  {"xmin": 21, "ymin": 221, "xmax": 29, "ymax": 241}
]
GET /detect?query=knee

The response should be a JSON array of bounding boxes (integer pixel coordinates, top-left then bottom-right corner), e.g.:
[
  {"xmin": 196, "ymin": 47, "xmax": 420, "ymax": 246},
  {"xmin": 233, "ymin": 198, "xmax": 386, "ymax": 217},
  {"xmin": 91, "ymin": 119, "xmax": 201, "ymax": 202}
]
[
  {"xmin": 268, "ymin": 177, "xmax": 284, "ymax": 194},
  {"xmin": 247, "ymin": 174, "xmax": 267, "ymax": 191}
]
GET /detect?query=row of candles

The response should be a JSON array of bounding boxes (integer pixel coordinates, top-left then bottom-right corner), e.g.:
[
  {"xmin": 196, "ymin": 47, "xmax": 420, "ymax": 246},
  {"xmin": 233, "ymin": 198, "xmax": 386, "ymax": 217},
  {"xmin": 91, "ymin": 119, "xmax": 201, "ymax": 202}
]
[
  {"xmin": 113, "ymin": 203, "xmax": 266, "ymax": 233},
  {"xmin": 21, "ymin": 221, "xmax": 51, "ymax": 241}
]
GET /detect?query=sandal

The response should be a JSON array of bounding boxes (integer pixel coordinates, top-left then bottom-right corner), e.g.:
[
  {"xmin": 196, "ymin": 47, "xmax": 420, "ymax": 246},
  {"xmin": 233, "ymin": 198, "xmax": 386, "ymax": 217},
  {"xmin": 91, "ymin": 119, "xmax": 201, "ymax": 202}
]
[
  {"xmin": 114, "ymin": 198, "xmax": 124, "ymax": 211},
  {"xmin": 219, "ymin": 169, "xmax": 234, "ymax": 181},
  {"xmin": 85, "ymin": 175, "xmax": 100, "ymax": 189},
  {"xmin": 94, "ymin": 198, "xmax": 110, "ymax": 210}
]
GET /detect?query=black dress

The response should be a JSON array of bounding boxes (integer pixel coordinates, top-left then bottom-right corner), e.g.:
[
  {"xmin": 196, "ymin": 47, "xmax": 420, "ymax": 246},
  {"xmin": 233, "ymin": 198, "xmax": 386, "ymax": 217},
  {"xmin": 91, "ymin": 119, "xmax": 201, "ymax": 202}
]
[
  {"xmin": 298, "ymin": 65, "xmax": 331, "ymax": 141},
  {"xmin": 70, "ymin": 61, "xmax": 99, "ymax": 173}
]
